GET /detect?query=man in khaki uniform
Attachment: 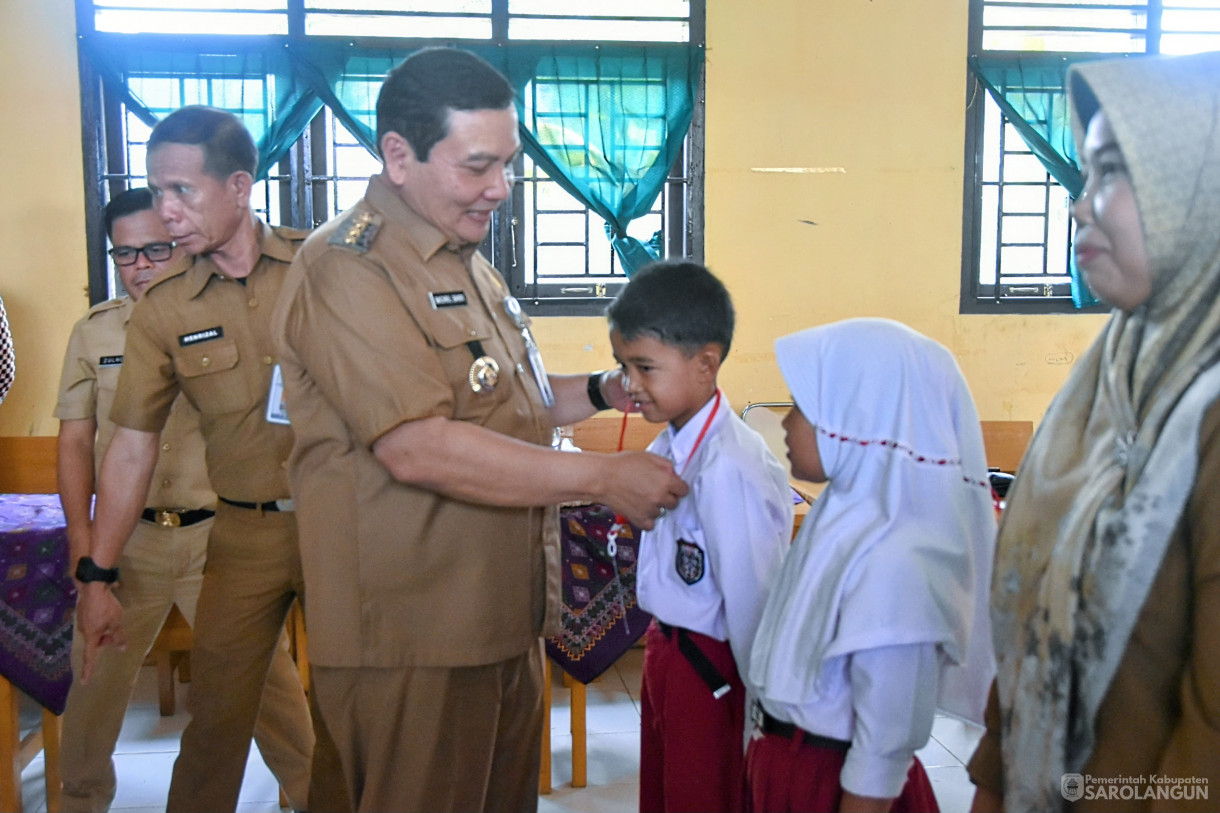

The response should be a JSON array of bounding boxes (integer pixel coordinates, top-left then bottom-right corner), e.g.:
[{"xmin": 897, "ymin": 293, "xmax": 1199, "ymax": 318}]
[
  {"xmin": 54, "ymin": 188, "xmax": 314, "ymax": 812},
  {"xmin": 274, "ymin": 47, "xmax": 688, "ymax": 812},
  {"xmin": 74, "ymin": 110, "xmax": 346, "ymax": 813}
]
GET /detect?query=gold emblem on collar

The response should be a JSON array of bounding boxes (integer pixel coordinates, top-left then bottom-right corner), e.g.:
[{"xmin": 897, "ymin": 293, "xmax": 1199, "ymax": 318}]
[{"xmin": 469, "ymin": 356, "xmax": 500, "ymax": 393}]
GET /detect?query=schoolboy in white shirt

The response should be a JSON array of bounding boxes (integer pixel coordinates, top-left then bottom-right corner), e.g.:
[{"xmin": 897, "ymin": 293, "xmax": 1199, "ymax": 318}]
[{"xmin": 606, "ymin": 261, "xmax": 793, "ymax": 813}]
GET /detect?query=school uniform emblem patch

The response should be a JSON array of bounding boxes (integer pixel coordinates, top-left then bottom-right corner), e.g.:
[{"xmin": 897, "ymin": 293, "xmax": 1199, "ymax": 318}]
[{"xmin": 675, "ymin": 539, "xmax": 704, "ymax": 585}]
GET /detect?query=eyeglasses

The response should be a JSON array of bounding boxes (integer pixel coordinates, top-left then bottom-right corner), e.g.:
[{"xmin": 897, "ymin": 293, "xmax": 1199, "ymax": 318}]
[{"xmin": 108, "ymin": 241, "xmax": 176, "ymax": 266}]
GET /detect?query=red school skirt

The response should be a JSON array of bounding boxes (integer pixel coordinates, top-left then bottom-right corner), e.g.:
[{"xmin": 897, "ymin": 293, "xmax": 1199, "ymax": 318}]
[{"xmin": 745, "ymin": 725, "xmax": 939, "ymax": 813}]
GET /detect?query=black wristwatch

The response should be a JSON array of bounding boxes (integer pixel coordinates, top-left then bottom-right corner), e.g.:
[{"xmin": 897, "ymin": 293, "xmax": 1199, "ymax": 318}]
[
  {"xmin": 587, "ymin": 371, "xmax": 612, "ymax": 412},
  {"xmin": 75, "ymin": 556, "xmax": 120, "ymax": 584}
]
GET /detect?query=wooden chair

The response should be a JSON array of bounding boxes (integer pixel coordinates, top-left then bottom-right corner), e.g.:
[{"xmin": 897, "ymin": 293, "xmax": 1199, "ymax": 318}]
[
  {"xmin": 147, "ymin": 604, "xmax": 194, "ymax": 717},
  {"xmin": 145, "ymin": 597, "xmax": 306, "ymax": 809},
  {"xmin": 0, "ymin": 435, "xmax": 62, "ymax": 812}
]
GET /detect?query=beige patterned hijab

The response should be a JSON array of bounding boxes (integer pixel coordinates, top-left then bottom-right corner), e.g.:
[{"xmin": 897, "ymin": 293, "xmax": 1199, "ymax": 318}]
[{"xmin": 992, "ymin": 51, "xmax": 1220, "ymax": 812}]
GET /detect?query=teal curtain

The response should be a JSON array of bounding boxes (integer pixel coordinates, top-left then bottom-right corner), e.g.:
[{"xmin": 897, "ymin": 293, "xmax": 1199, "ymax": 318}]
[
  {"xmin": 969, "ymin": 55, "xmax": 1106, "ymax": 308},
  {"xmin": 81, "ymin": 36, "xmax": 323, "ymax": 181},
  {"xmin": 288, "ymin": 42, "xmax": 703, "ymax": 275},
  {"xmin": 508, "ymin": 45, "xmax": 701, "ymax": 274},
  {"xmin": 81, "ymin": 36, "xmax": 702, "ymax": 276}
]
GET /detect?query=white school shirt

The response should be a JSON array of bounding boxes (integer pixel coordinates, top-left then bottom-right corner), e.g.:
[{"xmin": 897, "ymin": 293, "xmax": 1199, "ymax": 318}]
[
  {"xmin": 635, "ymin": 393, "xmax": 793, "ymax": 675},
  {"xmin": 758, "ymin": 642, "xmax": 942, "ymax": 799}
]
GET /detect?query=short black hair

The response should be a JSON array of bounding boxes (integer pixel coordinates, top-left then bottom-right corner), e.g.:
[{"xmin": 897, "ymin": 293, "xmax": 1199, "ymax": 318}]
[
  {"xmin": 607, "ymin": 261, "xmax": 735, "ymax": 359},
  {"xmin": 376, "ymin": 47, "xmax": 516, "ymax": 162},
  {"xmin": 104, "ymin": 188, "xmax": 154, "ymax": 240},
  {"xmin": 147, "ymin": 106, "xmax": 258, "ymax": 179}
]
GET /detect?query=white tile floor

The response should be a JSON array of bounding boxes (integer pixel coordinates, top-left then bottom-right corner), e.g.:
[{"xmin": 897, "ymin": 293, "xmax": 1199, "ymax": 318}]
[{"xmin": 18, "ymin": 647, "xmax": 983, "ymax": 812}]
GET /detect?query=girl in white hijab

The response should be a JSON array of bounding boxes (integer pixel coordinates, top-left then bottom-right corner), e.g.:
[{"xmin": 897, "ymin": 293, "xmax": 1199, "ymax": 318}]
[
  {"xmin": 967, "ymin": 50, "xmax": 1220, "ymax": 813},
  {"xmin": 748, "ymin": 318, "xmax": 997, "ymax": 813}
]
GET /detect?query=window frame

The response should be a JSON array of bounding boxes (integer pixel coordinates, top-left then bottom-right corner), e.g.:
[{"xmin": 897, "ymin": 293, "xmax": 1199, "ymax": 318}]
[
  {"xmin": 74, "ymin": 0, "xmax": 705, "ymax": 314},
  {"xmin": 958, "ymin": 0, "xmax": 1212, "ymax": 315}
]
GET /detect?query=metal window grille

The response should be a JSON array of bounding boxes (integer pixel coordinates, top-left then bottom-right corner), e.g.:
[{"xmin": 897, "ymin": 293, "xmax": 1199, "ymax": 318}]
[
  {"xmin": 80, "ymin": 0, "xmax": 702, "ymax": 314},
  {"xmin": 962, "ymin": 0, "xmax": 1220, "ymax": 312}
]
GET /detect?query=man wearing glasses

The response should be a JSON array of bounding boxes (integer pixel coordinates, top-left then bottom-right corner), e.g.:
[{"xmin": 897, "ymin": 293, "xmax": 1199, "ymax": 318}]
[{"xmin": 53, "ymin": 188, "xmax": 315, "ymax": 813}]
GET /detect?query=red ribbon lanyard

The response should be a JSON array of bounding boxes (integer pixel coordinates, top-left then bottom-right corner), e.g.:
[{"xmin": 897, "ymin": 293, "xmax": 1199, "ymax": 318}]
[{"xmin": 676, "ymin": 389, "xmax": 722, "ymax": 476}]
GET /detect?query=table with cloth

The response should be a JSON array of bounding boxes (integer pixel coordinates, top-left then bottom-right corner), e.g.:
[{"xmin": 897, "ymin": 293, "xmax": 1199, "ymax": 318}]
[
  {"xmin": 547, "ymin": 503, "xmax": 650, "ymax": 684},
  {"xmin": 0, "ymin": 493, "xmax": 76, "ymax": 812},
  {"xmin": 541, "ymin": 503, "xmax": 650, "ymax": 793}
]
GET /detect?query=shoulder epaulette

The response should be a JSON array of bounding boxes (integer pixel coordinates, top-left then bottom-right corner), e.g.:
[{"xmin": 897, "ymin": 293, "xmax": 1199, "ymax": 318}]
[
  {"xmin": 143, "ymin": 258, "xmax": 192, "ymax": 296},
  {"xmin": 272, "ymin": 224, "xmax": 311, "ymax": 243},
  {"xmin": 327, "ymin": 210, "xmax": 382, "ymax": 255},
  {"xmin": 85, "ymin": 297, "xmax": 129, "ymax": 320}
]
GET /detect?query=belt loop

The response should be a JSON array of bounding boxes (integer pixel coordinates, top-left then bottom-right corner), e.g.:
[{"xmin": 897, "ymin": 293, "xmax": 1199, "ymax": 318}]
[{"xmin": 789, "ymin": 726, "xmax": 803, "ymax": 753}]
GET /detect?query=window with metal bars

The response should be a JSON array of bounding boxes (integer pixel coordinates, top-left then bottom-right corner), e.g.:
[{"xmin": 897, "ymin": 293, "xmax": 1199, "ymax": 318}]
[
  {"xmin": 961, "ymin": 0, "xmax": 1220, "ymax": 313},
  {"xmin": 78, "ymin": 0, "xmax": 703, "ymax": 316}
]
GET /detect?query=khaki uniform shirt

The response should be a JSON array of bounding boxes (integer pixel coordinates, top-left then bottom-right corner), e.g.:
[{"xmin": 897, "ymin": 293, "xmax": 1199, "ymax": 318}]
[
  {"xmin": 54, "ymin": 297, "xmax": 213, "ymax": 511},
  {"xmin": 110, "ymin": 220, "xmax": 306, "ymax": 502},
  {"xmin": 968, "ymin": 400, "xmax": 1220, "ymax": 812},
  {"xmin": 274, "ymin": 173, "xmax": 561, "ymax": 669}
]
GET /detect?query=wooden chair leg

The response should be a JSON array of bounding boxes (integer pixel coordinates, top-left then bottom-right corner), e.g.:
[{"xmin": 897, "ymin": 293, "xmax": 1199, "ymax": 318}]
[
  {"xmin": 570, "ymin": 680, "xmax": 587, "ymax": 788},
  {"xmin": 284, "ymin": 601, "xmax": 309, "ymax": 807},
  {"xmin": 41, "ymin": 709, "xmax": 60, "ymax": 813},
  {"xmin": 539, "ymin": 658, "xmax": 552, "ymax": 795},
  {"xmin": 158, "ymin": 654, "xmax": 177, "ymax": 717},
  {"xmin": 0, "ymin": 677, "xmax": 21, "ymax": 813}
]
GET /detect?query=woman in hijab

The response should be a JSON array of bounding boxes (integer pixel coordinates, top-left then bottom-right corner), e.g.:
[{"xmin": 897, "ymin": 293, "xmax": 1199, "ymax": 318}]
[
  {"xmin": 748, "ymin": 318, "xmax": 997, "ymax": 813},
  {"xmin": 967, "ymin": 50, "xmax": 1220, "ymax": 813}
]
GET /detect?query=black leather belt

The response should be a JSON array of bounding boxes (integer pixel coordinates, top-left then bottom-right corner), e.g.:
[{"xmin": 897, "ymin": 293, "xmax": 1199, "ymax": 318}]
[
  {"xmin": 657, "ymin": 621, "xmax": 732, "ymax": 699},
  {"xmin": 218, "ymin": 496, "xmax": 294, "ymax": 512},
  {"xmin": 757, "ymin": 704, "xmax": 850, "ymax": 752},
  {"xmin": 141, "ymin": 508, "xmax": 214, "ymax": 527}
]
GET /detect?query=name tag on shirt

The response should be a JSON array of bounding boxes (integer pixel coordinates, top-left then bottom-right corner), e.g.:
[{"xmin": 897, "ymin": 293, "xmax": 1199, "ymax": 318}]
[
  {"xmin": 429, "ymin": 291, "xmax": 468, "ymax": 309},
  {"xmin": 179, "ymin": 326, "xmax": 224, "ymax": 347},
  {"xmin": 99, "ymin": 355, "xmax": 123, "ymax": 367},
  {"xmin": 266, "ymin": 364, "xmax": 290, "ymax": 425}
]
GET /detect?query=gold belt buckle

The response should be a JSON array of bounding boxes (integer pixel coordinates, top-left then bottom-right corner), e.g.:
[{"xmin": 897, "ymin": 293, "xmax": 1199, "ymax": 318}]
[{"xmin": 156, "ymin": 510, "xmax": 181, "ymax": 527}]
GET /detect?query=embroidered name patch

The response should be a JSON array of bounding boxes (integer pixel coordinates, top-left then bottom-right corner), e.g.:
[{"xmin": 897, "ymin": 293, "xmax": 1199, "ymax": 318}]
[
  {"xmin": 429, "ymin": 291, "xmax": 468, "ymax": 309},
  {"xmin": 98, "ymin": 355, "xmax": 123, "ymax": 367},
  {"xmin": 675, "ymin": 539, "xmax": 705, "ymax": 585},
  {"xmin": 178, "ymin": 327, "xmax": 224, "ymax": 347}
]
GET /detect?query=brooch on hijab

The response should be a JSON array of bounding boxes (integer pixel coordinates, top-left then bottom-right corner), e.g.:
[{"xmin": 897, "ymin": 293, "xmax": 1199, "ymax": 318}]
[{"xmin": 1114, "ymin": 430, "xmax": 1136, "ymax": 468}]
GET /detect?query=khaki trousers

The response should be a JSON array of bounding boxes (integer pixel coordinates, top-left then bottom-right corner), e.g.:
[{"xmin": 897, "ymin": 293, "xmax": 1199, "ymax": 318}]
[
  {"xmin": 59, "ymin": 517, "xmax": 314, "ymax": 812},
  {"xmin": 312, "ymin": 639, "xmax": 545, "ymax": 813},
  {"xmin": 165, "ymin": 504, "xmax": 348, "ymax": 812}
]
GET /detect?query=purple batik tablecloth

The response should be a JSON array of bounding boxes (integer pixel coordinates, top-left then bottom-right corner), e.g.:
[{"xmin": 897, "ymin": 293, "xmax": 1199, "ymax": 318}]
[
  {"xmin": 546, "ymin": 504, "xmax": 652, "ymax": 685},
  {"xmin": 0, "ymin": 495, "xmax": 76, "ymax": 713}
]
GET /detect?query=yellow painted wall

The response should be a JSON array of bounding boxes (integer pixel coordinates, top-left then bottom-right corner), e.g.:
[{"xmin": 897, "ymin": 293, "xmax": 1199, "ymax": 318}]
[
  {"xmin": 0, "ymin": 0, "xmax": 1110, "ymax": 440},
  {"xmin": 0, "ymin": 0, "xmax": 88, "ymax": 437}
]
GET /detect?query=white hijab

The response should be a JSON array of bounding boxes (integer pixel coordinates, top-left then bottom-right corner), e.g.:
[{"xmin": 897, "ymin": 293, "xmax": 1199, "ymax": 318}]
[{"xmin": 749, "ymin": 318, "xmax": 996, "ymax": 725}]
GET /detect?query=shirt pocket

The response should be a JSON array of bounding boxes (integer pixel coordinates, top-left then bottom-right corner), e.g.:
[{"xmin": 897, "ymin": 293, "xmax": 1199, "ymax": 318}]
[
  {"xmin": 420, "ymin": 306, "xmax": 511, "ymax": 422},
  {"xmin": 173, "ymin": 338, "xmax": 251, "ymax": 415}
]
